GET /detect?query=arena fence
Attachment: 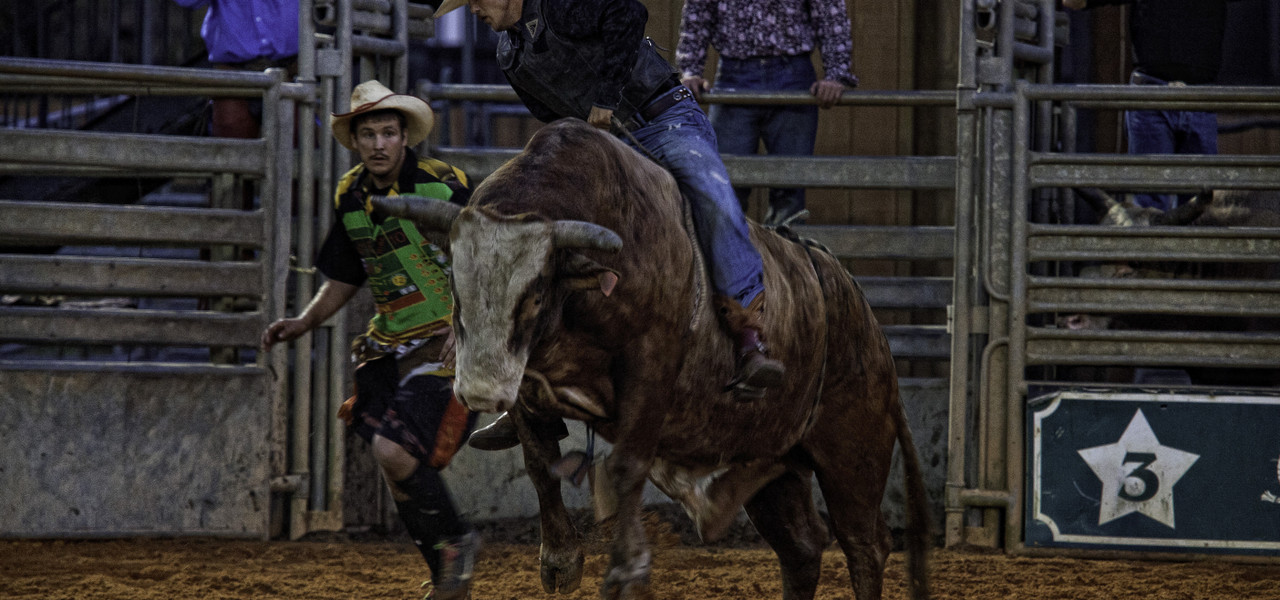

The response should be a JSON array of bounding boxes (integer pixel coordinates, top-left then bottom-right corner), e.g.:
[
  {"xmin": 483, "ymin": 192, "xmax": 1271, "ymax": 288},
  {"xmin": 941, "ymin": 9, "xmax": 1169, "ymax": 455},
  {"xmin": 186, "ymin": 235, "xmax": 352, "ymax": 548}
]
[
  {"xmin": 949, "ymin": 0, "xmax": 1280, "ymax": 556},
  {"xmin": 0, "ymin": 57, "xmax": 307, "ymax": 538},
  {"xmin": 11, "ymin": 0, "xmax": 1278, "ymax": 555}
]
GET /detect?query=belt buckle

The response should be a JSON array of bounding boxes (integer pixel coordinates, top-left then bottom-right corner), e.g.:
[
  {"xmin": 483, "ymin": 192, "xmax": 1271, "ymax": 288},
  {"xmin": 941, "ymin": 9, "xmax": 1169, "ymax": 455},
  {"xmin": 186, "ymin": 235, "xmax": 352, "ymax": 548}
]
[{"xmin": 673, "ymin": 87, "xmax": 692, "ymax": 102}]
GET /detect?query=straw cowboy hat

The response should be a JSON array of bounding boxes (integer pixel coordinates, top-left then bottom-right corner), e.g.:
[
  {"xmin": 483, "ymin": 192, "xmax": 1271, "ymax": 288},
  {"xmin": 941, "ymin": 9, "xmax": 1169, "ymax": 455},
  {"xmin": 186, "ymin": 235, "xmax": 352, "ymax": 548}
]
[
  {"xmin": 330, "ymin": 80, "xmax": 434, "ymax": 151},
  {"xmin": 433, "ymin": 0, "xmax": 466, "ymax": 18}
]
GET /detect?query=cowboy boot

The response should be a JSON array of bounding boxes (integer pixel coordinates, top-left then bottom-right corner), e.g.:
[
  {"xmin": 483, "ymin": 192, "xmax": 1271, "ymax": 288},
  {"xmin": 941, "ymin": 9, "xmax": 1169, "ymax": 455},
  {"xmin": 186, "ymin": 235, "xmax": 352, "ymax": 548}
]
[
  {"xmin": 467, "ymin": 411, "xmax": 568, "ymax": 451},
  {"xmin": 715, "ymin": 293, "xmax": 785, "ymax": 398}
]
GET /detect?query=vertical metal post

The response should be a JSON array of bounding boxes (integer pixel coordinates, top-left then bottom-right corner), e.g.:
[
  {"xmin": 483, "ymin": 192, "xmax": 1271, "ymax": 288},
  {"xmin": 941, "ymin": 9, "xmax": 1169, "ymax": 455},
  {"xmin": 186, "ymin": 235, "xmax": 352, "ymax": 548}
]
[
  {"xmin": 1031, "ymin": 0, "xmax": 1055, "ymax": 226},
  {"xmin": 393, "ymin": 0, "xmax": 409, "ymax": 91},
  {"xmin": 140, "ymin": 0, "xmax": 154, "ymax": 65},
  {"xmin": 997, "ymin": 0, "xmax": 1016, "ymax": 90},
  {"xmin": 258, "ymin": 69, "xmax": 306, "ymax": 542},
  {"xmin": 976, "ymin": 102, "xmax": 1013, "ymax": 548},
  {"xmin": 299, "ymin": 0, "xmax": 344, "ymax": 525},
  {"xmin": 463, "ymin": 14, "xmax": 477, "ymax": 144},
  {"xmin": 110, "ymin": 0, "xmax": 121, "ymax": 63},
  {"xmin": 326, "ymin": 0, "xmax": 355, "ymax": 531},
  {"xmin": 1061, "ymin": 102, "xmax": 1078, "ymax": 227},
  {"xmin": 1005, "ymin": 80, "xmax": 1031, "ymax": 551},
  {"xmin": 946, "ymin": 0, "xmax": 979, "ymax": 550},
  {"xmin": 293, "ymin": 26, "xmax": 325, "ymax": 514},
  {"xmin": 336, "ymin": 0, "xmax": 353, "ymax": 174}
]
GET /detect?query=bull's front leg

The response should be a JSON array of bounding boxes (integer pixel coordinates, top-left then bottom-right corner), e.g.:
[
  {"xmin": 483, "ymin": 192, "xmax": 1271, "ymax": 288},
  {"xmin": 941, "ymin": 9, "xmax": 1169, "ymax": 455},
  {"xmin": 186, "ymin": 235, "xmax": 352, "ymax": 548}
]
[
  {"xmin": 511, "ymin": 406, "xmax": 585, "ymax": 594},
  {"xmin": 599, "ymin": 375, "xmax": 664, "ymax": 600},
  {"xmin": 599, "ymin": 450, "xmax": 656, "ymax": 600}
]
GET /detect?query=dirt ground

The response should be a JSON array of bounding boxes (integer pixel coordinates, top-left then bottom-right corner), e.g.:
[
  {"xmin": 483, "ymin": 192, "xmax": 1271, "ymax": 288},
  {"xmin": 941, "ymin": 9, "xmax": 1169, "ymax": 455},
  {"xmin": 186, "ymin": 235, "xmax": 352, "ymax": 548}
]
[{"xmin": 5, "ymin": 516, "xmax": 1280, "ymax": 600}]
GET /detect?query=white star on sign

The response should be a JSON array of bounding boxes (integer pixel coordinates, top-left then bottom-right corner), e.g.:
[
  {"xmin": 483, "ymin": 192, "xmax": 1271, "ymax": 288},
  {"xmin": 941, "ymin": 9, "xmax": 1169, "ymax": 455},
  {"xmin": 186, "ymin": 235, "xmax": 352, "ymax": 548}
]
[{"xmin": 1078, "ymin": 409, "xmax": 1199, "ymax": 529}]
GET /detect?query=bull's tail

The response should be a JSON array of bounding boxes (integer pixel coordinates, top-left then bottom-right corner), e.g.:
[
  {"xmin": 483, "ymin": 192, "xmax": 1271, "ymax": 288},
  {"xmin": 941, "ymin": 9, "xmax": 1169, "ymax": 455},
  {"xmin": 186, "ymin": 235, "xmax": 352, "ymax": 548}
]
[{"xmin": 893, "ymin": 397, "xmax": 931, "ymax": 600}]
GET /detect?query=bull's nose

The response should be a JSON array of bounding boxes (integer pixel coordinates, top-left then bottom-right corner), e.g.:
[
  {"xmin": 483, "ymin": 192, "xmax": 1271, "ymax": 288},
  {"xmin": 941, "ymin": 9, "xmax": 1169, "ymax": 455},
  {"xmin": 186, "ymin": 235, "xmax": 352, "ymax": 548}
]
[
  {"xmin": 454, "ymin": 379, "xmax": 517, "ymax": 413},
  {"xmin": 455, "ymin": 391, "xmax": 513, "ymax": 414}
]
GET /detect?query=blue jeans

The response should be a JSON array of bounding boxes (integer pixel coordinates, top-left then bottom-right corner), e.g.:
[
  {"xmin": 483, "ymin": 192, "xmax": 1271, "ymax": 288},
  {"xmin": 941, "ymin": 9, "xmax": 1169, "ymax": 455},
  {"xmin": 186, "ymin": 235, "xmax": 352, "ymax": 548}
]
[
  {"xmin": 709, "ymin": 54, "xmax": 819, "ymax": 225},
  {"xmin": 1125, "ymin": 73, "xmax": 1219, "ymax": 212},
  {"xmin": 622, "ymin": 94, "xmax": 765, "ymax": 307}
]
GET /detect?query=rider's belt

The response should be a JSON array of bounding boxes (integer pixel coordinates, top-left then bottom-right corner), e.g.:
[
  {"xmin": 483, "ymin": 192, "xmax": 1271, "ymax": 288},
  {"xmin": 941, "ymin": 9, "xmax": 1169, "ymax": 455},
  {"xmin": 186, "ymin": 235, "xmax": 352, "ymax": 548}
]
[
  {"xmin": 631, "ymin": 85, "xmax": 694, "ymax": 127},
  {"xmin": 1131, "ymin": 70, "xmax": 1188, "ymax": 87}
]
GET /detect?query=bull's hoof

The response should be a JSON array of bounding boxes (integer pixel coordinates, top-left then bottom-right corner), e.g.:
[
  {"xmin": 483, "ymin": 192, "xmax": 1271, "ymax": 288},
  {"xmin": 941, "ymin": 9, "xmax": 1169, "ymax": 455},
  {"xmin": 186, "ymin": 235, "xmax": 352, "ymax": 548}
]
[
  {"xmin": 539, "ymin": 544, "xmax": 584, "ymax": 594},
  {"xmin": 601, "ymin": 552, "xmax": 653, "ymax": 600},
  {"xmin": 601, "ymin": 575, "xmax": 655, "ymax": 600}
]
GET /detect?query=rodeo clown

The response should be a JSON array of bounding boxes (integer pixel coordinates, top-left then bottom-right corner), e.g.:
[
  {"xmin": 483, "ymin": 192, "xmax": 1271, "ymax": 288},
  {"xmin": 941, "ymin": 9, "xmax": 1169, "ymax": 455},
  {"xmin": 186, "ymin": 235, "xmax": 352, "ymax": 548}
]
[
  {"xmin": 261, "ymin": 80, "xmax": 479, "ymax": 600},
  {"xmin": 432, "ymin": 0, "xmax": 788, "ymax": 452}
]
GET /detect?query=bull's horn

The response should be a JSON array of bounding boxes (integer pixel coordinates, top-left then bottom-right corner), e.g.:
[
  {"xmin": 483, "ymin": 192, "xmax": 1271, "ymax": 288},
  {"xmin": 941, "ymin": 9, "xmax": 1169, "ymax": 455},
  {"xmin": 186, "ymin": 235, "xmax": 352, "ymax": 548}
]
[
  {"xmin": 551, "ymin": 220, "xmax": 622, "ymax": 252},
  {"xmin": 371, "ymin": 195, "xmax": 461, "ymax": 232}
]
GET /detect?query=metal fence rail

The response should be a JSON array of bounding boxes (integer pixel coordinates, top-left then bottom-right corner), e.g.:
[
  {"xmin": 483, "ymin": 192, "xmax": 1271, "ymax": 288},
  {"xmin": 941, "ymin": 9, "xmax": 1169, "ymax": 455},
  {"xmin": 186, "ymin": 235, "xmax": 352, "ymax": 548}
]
[
  {"xmin": 0, "ymin": 58, "xmax": 306, "ymax": 539},
  {"xmin": 1011, "ymin": 81, "xmax": 1280, "ymax": 375},
  {"xmin": 0, "ymin": 58, "xmax": 301, "ymax": 369},
  {"xmin": 959, "ymin": 79, "xmax": 1280, "ymax": 553}
]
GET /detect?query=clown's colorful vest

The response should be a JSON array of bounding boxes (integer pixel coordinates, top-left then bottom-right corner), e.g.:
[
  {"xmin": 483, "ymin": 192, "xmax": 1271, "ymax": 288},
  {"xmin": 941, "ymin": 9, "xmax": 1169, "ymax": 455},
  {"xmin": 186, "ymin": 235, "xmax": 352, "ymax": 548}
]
[{"xmin": 336, "ymin": 159, "xmax": 462, "ymax": 348}]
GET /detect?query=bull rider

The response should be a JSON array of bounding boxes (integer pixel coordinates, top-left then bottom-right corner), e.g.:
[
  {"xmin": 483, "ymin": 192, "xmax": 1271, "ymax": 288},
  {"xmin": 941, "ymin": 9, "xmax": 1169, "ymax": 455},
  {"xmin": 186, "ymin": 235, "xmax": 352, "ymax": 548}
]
[{"xmin": 433, "ymin": 0, "xmax": 788, "ymax": 452}]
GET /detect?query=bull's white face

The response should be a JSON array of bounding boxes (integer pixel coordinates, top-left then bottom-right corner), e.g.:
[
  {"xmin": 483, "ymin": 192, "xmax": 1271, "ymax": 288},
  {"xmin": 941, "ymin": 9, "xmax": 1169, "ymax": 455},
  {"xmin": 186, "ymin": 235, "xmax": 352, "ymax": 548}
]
[{"xmin": 450, "ymin": 209, "xmax": 555, "ymax": 413}]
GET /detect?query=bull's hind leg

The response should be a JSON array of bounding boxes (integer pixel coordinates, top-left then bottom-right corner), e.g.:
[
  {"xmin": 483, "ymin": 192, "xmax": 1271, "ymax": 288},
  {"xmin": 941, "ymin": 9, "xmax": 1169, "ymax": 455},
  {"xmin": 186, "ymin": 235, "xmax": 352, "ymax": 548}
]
[
  {"xmin": 809, "ymin": 425, "xmax": 895, "ymax": 600},
  {"xmin": 742, "ymin": 468, "xmax": 829, "ymax": 600}
]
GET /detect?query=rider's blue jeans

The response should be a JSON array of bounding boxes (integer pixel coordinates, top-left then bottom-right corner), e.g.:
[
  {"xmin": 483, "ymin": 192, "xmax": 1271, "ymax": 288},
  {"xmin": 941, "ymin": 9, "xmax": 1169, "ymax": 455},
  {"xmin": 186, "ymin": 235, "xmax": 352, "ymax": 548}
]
[{"xmin": 622, "ymin": 94, "xmax": 765, "ymax": 307}]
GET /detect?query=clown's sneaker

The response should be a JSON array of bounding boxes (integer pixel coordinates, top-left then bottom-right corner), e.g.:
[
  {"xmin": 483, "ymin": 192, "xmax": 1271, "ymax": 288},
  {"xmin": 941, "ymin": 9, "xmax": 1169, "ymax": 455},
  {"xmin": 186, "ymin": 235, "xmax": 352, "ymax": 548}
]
[{"xmin": 432, "ymin": 529, "xmax": 480, "ymax": 600}]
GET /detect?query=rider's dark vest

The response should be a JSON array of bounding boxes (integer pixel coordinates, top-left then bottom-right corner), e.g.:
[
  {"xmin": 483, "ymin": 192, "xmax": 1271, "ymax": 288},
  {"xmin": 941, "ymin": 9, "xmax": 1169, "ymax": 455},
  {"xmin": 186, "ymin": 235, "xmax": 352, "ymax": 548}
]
[{"xmin": 496, "ymin": 0, "xmax": 676, "ymax": 123}]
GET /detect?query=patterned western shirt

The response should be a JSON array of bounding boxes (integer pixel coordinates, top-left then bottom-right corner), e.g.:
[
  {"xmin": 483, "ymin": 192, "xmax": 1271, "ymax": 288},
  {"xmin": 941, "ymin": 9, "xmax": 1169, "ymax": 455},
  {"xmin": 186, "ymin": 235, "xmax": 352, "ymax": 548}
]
[{"xmin": 676, "ymin": 0, "xmax": 857, "ymax": 87}]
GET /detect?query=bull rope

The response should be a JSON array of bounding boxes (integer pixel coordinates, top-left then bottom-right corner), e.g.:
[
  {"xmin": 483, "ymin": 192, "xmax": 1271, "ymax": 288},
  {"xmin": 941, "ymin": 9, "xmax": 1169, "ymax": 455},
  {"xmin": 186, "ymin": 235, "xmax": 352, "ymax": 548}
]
[
  {"xmin": 770, "ymin": 222, "xmax": 834, "ymax": 432},
  {"xmin": 610, "ymin": 115, "xmax": 708, "ymax": 334}
]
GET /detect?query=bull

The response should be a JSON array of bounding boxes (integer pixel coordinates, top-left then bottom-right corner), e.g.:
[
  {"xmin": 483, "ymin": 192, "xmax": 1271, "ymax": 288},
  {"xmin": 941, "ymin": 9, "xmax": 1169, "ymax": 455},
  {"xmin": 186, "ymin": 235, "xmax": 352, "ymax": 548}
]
[{"xmin": 375, "ymin": 118, "xmax": 930, "ymax": 600}]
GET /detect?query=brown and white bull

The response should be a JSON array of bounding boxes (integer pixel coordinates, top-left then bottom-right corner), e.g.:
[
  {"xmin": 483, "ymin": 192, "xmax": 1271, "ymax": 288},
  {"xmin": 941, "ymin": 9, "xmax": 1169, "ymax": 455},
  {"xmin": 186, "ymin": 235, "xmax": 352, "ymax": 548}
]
[{"xmin": 375, "ymin": 119, "xmax": 929, "ymax": 600}]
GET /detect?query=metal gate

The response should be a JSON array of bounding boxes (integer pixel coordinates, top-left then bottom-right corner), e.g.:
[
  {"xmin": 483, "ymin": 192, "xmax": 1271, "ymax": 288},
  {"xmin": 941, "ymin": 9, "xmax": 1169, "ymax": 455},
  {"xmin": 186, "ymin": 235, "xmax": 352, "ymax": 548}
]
[
  {"xmin": 0, "ymin": 59, "xmax": 305, "ymax": 538},
  {"xmin": 949, "ymin": 0, "xmax": 1280, "ymax": 555}
]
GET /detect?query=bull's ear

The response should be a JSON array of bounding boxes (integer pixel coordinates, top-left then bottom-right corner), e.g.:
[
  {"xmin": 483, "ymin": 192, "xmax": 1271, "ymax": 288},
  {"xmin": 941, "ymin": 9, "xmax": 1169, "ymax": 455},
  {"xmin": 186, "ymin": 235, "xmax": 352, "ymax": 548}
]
[{"xmin": 560, "ymin": 253, "xmax": 620, "ymax": 297}]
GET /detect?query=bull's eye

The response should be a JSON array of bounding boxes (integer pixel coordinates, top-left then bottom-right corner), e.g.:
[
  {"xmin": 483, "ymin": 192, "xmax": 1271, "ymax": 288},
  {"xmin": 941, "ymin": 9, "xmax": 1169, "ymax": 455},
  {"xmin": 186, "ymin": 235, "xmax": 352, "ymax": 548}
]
[{"xmin": 451, "ymin": 282, "xmax": 465, "ymax": 341}]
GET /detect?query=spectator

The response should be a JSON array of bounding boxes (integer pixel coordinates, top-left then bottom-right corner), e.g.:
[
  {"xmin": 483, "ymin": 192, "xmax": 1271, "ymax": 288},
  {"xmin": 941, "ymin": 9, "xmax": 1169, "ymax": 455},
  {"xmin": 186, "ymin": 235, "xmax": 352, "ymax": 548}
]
[
  {"xmin": 676, "ymin": 0, "xmax": 858, "ymax": 226},
  {"xmin": 260, "ymin": 80, "xmax": 478, "ymax": 600},
  {"xmin": 172, "ymin": 0, "xmax": 299, "ymax": 138},
  {"xmin": 1063, "ymin": 0, "xmax": 1242, "ymax": 211},
  {"xmin": 430, "ymin": 0, "xmax": 787, "ymax": 450}
]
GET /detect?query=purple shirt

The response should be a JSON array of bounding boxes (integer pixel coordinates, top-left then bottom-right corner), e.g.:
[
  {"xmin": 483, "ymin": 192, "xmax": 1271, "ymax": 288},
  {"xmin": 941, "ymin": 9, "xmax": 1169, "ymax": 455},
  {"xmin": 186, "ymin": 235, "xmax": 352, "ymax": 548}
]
[
  {"xmin": 173, "ymin": 0, "xmax": 298, "ymax": 65},
  {"xmin": 676, "ymin": 0, "xmax": 856, "ymax": 86}
]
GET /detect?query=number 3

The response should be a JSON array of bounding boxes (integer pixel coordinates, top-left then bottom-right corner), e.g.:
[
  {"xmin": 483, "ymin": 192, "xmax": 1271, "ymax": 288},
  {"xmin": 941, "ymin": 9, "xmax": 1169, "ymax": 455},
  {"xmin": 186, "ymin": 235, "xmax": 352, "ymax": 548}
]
[{"xmin": 1119, "ymin": 452, "xmax": 1159, "ymax": 502}]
